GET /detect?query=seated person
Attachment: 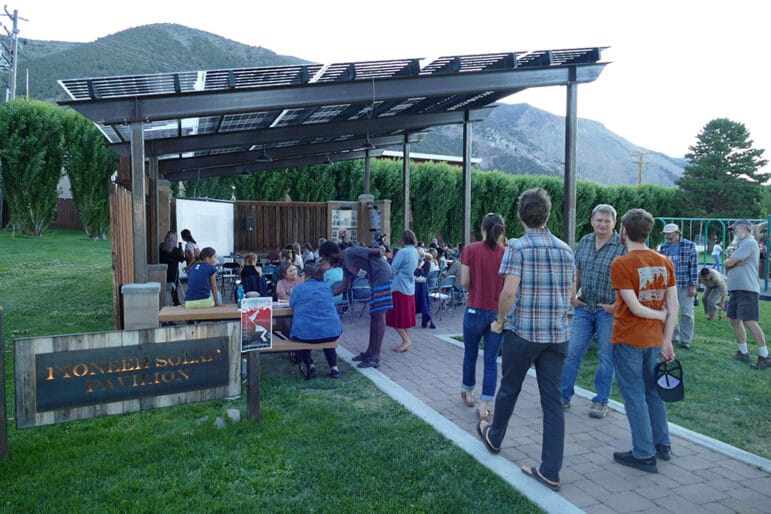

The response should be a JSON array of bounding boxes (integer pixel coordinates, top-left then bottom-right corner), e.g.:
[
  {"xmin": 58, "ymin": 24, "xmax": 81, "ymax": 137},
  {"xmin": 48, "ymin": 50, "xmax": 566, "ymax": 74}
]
[
  {"xmin": 240, "ymin": 253, "xmax": 268, "ymax": 297},
  {"xmin": 290, "ymin": 264, "xmax": 343, "ymax": 379},
  {"xmin": 322, "ymin": 257, "xmax": 344, "ymax": 304},
  {"xmin": 184, "ymin": 247, "xmax": 220, "ymax": 308},
  {"xmin": 275, "ymin": 262, "xmax": 303, "ymax": 301}
]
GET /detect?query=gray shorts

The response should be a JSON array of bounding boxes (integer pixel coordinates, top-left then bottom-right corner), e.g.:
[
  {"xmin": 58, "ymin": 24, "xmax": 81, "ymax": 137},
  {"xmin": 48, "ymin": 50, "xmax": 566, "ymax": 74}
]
[{"xmin": 727, "ymin": 291, "xmax": 759, "ymax": 321}]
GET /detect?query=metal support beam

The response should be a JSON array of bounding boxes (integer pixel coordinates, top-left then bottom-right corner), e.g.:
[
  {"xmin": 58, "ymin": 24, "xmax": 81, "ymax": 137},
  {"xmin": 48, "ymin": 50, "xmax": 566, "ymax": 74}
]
[
  {"xmin": 149, "ymin": 156, "xmax": 159, "ymax": 265},
  {"xmin": 131, "ymin": 121, "xmax": 148, "ymax": 283},
  {"xmin": 363, "ymin": 150, "xmax": 371, "ymax": 195},
  {"xmin": 562, "ymin": 71, "xmax": 578, "ymax": 248},
  {"xmin": 403, "ymin": 137, "xmax": 411, "ymax": 232},
  {"xmin": 462, "ymin": 112, "xmax": 472, "ymax": 246}
]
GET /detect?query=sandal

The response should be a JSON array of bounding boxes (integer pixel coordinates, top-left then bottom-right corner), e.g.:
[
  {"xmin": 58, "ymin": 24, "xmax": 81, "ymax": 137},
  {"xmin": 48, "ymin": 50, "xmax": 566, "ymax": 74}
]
[
  {"xmin": 477, "ymin": 407, "xmax": 491, "ymax": 422},
  {"xmin": 461, "ymin": 390, "xmax": 475, "ymax": 407},
  {"xmin": 521, "ymin": 465, "xmax": 560, "ymax": 492},
  {"xmin": 476, "ymin": 420, "xmax": 500, "ymax": 454}
]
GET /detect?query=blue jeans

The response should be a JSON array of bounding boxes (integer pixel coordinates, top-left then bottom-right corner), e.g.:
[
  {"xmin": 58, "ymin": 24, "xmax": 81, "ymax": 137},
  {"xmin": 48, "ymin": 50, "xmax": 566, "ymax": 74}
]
[
  {"xmin": 612, "ymin": 343, "xmax": 671, "ymax": 459},
  {"xmin": 462, "ymin": 307, "xmax": 503, "ymax": 401},
  {"xmin": 488, "ymin": 331, "xmax": 567, "ymax": 483},
  {"xmin": 561, "ymin": 307, "xmax": 615, "ymax": 404}
]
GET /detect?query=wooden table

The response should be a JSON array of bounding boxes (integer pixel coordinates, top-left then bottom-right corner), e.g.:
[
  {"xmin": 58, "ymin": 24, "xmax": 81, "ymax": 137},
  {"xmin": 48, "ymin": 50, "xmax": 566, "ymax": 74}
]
[{"xmin": 158, "ymin": 303, "xmax": 292, "ymax": 323}]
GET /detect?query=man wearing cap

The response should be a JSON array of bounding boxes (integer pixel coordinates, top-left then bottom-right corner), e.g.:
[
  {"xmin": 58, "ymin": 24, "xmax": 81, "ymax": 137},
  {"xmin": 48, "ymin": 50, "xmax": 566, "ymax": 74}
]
[
  {"xmin": 725, "ymin": 219, "xmax": 769, "ymax": 370},
  {"xmin": 659, "ymin": 223, "xmax": 699, "ymax": 349}
]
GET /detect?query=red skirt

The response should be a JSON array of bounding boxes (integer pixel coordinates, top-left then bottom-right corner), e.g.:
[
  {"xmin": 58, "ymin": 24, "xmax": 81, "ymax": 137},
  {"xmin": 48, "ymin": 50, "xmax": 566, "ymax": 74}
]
[{"xmin": 386, "ymin": 291, "xmax": 416, "ymax": 329}]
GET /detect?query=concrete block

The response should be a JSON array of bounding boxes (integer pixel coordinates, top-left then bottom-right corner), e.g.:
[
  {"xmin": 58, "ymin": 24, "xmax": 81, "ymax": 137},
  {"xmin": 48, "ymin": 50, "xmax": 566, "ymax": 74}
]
[{"xmin": 122, "ymin": 282, "xmax": 161, "ymax": 330}]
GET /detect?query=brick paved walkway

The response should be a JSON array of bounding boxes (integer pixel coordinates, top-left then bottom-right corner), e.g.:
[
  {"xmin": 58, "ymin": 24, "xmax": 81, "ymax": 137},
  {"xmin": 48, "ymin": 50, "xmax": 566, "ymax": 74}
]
[{"xmin": 334, "ymin": 306, "xmax": 771, "ymax": 513}]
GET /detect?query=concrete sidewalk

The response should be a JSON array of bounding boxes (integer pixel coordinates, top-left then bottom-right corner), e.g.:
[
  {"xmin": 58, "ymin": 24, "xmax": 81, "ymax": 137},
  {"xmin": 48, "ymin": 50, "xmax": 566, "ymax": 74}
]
[{"xmin": 335, "ymin": 306, "xmax": 770, "ymax": 514}]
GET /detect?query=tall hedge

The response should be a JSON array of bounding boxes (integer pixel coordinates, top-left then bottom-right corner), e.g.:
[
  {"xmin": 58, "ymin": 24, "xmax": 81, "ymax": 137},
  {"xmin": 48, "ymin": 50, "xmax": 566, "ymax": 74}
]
[
  {"xmin": 183, "ymin": 158, "xmax": 679, "ymax": 246},
  {"xmin": 0, "ymin": 99, "xmax": 64, "ymax": 236}
]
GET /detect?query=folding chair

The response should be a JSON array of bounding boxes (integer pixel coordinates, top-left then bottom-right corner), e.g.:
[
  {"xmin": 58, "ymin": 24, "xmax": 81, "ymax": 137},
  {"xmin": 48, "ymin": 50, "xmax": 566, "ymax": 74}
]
[{"xmin": 348, "ymin": 277, "xmax": 372, "ymax": 319}]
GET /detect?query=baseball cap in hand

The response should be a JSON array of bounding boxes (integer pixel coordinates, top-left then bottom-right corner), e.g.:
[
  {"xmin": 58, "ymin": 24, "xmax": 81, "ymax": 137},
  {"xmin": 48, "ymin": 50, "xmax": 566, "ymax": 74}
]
[{"xmin": 655, "ymin": 359, "xmax": 684, "ymax": 402}]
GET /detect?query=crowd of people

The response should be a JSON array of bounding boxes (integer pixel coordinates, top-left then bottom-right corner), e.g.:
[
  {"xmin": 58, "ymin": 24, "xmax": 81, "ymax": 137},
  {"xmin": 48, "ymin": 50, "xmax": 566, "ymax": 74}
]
[{"xmin": 158, "ymin": 203, "xmax": 768, "ymax": 488}]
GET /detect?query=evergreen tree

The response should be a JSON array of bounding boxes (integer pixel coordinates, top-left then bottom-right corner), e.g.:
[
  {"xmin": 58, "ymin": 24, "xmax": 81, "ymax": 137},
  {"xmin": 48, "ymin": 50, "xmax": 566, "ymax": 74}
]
[
  {"xmin": 62, "ymin": 110, "xmax": 120, "ymax": 239},
  {"xmin": 0, "ymin": 99, "xmax": 64, "ymax": 236},
  {"xmin": 676, "ymin": 118, "xmax": 768, "ymax": 218}
]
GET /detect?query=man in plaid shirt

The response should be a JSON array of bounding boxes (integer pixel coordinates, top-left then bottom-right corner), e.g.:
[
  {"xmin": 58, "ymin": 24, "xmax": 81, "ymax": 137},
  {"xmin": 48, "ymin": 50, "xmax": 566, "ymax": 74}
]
[
  {"xmin": 659, "ymin": 223, "xmax": 699, "ymax": 349},
  {"xmin": 561, "ymin": 204, "xmax": 626, "ymax": 419},
  {"xmin": 477, "ymin": 187, "xmax": 575, "ymax": 492}
]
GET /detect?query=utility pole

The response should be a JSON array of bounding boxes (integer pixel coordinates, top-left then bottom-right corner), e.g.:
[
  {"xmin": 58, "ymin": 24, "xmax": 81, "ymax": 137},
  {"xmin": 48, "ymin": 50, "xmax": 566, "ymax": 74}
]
[
  {"xmin": 633, "ymin": 151, "xmax": 649, "ymax": 186},
  {"xmin": 1, "ymin": 6, "xmax": 23, "ymax": 101}
]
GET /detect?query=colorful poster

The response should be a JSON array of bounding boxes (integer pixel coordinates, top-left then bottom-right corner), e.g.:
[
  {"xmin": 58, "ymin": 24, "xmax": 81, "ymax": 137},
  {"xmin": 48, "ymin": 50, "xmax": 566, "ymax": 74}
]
[{"xmin": 241, "ymin": 297, "xmax": 272, "ymax": 352}]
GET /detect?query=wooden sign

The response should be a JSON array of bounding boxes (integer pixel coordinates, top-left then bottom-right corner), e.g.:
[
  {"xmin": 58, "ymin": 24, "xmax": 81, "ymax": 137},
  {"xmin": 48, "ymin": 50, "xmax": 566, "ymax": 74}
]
[{"xmin": 15, "ymin": 323, "xmax": 241, "ymax": 429}]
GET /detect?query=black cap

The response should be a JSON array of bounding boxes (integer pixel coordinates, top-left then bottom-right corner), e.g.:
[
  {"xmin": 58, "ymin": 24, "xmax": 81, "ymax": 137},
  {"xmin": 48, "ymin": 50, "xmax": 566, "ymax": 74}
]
[{"xmin": 655, "ymin": 359, "xmax": 685, "ymax": 402}]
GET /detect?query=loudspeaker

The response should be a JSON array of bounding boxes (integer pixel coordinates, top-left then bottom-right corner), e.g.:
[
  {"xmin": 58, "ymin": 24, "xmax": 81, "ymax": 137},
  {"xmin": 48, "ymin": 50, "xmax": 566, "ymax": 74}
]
[{"xmin": 245, "ymin": 216, "xmax": 255, "ymax": 232}]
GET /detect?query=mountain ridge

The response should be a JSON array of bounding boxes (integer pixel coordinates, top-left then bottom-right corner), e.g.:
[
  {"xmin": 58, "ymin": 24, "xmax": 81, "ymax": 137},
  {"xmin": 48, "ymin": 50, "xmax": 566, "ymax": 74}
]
[{"xmin": 10, "ymin": 23, "xmax": 683, "ymax": 186}]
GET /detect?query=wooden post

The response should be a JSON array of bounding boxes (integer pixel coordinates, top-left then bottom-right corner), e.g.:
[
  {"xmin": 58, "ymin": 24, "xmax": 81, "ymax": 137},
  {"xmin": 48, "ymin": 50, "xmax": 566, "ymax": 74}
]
[
  {"xmin": 246, "ymin": 351, "xmax": 261, "ymax": 422},
  {"xmin": 0, "ymin": 306, "xmax": 7, "ymax": 460}
]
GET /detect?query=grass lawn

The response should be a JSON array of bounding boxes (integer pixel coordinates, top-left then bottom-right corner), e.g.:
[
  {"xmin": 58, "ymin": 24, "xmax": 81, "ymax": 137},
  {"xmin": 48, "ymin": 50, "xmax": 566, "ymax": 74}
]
[
  {"xmin": 573, "ymin": 295, "xmax": 771, "ymax": 458},
  {"xmin": 0, "ymin": 229, "xmax": 540, "ymax": 512}
]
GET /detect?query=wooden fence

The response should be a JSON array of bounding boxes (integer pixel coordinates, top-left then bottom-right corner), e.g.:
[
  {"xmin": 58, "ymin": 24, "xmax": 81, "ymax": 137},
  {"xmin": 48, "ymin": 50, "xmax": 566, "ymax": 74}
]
[
  {"xmin": 234, "ymin": 201, "xmax": 328, "ymax": 254},
  {"xmin": 109, "ymin": 184, "xmax": 134, "ymax": 329}
]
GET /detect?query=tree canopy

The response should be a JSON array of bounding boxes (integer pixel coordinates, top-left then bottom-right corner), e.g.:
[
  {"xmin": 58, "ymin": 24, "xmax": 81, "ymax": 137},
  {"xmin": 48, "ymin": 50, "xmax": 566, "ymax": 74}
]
[{"xmin": 676, "ymin": 118, "xmax": 768, "ymax": 218}]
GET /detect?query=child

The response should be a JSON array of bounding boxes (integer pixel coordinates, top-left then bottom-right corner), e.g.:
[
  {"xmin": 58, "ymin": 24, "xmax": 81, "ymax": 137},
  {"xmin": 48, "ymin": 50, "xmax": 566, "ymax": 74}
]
[
  {"xmin": 240, "ymin": 253, "xmax": 267, "ymax": 297},
  {"xmin": 184, "ymin": 247, "xmax": 220, "ymax": 308}
]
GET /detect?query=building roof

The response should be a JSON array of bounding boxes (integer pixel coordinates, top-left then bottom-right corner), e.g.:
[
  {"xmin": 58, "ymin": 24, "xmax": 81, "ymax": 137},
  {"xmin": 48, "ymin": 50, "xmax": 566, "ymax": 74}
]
[{"xmin": 58, "ymin": 48, "xmax": 607, "ymax": 181}]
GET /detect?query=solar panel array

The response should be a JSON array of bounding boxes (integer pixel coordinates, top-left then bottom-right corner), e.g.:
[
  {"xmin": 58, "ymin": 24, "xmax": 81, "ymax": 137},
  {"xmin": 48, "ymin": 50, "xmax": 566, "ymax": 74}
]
[{"xmin": 58, "ymin": 48, "xmax": 604, "ymax": 178}]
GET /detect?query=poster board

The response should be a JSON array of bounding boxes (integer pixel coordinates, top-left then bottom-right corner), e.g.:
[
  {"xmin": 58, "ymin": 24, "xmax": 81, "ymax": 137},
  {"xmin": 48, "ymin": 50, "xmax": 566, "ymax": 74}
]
[{"xmin": 241, "ymin": 297, "xmax": 273, "ymax": 352}]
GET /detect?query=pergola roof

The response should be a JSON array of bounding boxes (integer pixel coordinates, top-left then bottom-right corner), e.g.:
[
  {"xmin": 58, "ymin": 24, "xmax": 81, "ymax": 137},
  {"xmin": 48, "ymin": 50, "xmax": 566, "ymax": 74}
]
[{"xmin": 58, "ymin": 48, "xmax": 607, "ymax": 182}]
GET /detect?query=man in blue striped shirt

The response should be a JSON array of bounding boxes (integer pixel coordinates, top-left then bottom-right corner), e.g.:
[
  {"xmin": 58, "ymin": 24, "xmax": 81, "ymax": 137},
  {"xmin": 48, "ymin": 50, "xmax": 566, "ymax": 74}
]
[
  {"xmin": 659, "ymin": 223, "xmax": 699, "ymax": 349},
  {"xmin": 477, "ymin": 187, "xmax": 575, "ymax": 492}
]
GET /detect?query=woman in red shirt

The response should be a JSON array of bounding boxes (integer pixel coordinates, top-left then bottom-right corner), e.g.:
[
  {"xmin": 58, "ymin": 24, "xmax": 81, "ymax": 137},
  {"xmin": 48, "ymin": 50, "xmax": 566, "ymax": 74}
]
[{"xmin": 460, "ymin": 213, "xmax": 506, "ymax": 422}]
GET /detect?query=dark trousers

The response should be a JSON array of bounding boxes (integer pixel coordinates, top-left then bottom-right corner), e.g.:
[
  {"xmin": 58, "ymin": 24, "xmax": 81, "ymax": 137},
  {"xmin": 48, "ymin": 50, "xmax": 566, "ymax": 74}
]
[
  {"xmin": 294, "ymin": 335, "xmax": 339, "ymax": 369},
  {"xmin": 489, "ymin": 330, "xmax": 567, "ymax": 483}
]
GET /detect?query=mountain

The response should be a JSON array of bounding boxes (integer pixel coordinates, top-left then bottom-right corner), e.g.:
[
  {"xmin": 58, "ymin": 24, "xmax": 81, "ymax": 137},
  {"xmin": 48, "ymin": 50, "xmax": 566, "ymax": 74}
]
[
  {"xmin": 17, "ymin": 24, "xmax": 308, "ymax": 101},
  {"xmin": 11, "ymin": 24, "xmax": 683, "ymax": 186},
  {"xmin": 413, "ymin": 104, "xmax": 685, "ymax": 186}
]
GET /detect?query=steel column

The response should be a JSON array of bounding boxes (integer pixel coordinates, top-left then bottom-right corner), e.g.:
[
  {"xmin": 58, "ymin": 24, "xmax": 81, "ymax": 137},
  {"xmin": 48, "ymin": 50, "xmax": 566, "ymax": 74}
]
[
  {"xmin": 462, "ymin": 112, "xmax": 472, "ymax": 245},
  {"xmin": 363, "ymin": 150, "xmax": 371, "ymax": 195},
  {"xmin": 403, "ymin": 137, "xmax": 411, "ymax": 232},
  {"xmin": 562, "ymin": 72, "xmax": 577, "ymax": 248},
  {"xmin": 131, "ymin": 121, "xmax": 148, "ymax": 283},
  {"xmin": 149, "ymin": 156, "xmax": 160, "ymax": 265}
]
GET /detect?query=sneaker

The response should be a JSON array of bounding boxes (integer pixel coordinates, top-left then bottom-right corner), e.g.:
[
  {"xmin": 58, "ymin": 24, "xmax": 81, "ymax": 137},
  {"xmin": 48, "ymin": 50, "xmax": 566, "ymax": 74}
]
[
  {"xmin": 729, "ymin": 351, "xmax": 751, "ymax": 363},
  {"xmin": 655, "ymin": 444, "xmax": 671, "ymax": 461},
  {"xmin": 357, "ymin": 358, "xmax": 380, "ymax": 369},
  {"xmin": 328, "ymin": 368, "xmax": 341, "ymax": 379},
  {"xmin": 680, "ymin": 342, "xmax": 691, "ymax": 349},
  {"xmin": 613, "ymin": 451, "xmax": 657, "ymax": 473},
  {"xmin": 589, "ymin": 402, "xmax": 609, "ymax": 418},
  {"xmin": 751, "ymin": 356, "xmax": 770, "ymax": 370},
  {"xmin": 561, "ymin": 400, "xmax": 570, "ymax": 410}
]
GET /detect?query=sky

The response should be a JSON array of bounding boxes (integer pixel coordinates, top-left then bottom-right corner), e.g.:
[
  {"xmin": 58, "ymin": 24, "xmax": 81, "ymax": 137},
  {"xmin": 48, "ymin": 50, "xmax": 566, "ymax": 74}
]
[{"xmin": 7, "ymin": 0, "xmax": 771, "ymax": 173}]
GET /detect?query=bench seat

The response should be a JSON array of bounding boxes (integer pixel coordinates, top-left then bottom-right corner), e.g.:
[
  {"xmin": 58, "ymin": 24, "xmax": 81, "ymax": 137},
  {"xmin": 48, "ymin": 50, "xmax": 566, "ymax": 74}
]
[{"xmin": 260, "ymin": 338, "xmax": 338, "ymax": 353}]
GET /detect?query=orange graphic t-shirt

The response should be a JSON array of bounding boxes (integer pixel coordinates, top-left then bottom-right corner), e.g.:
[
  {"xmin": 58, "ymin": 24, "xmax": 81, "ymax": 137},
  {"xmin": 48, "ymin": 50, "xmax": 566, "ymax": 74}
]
[{"xmin": 610, "ymin": 249, "xmax": 676, "ymax": 348}]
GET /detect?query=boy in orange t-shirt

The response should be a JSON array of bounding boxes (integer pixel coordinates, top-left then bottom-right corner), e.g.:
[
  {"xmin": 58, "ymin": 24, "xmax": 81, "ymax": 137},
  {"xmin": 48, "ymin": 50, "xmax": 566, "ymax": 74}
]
[{"xmin": 610, "ymin": 208, "xmax": 678, "ymax": 474}]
